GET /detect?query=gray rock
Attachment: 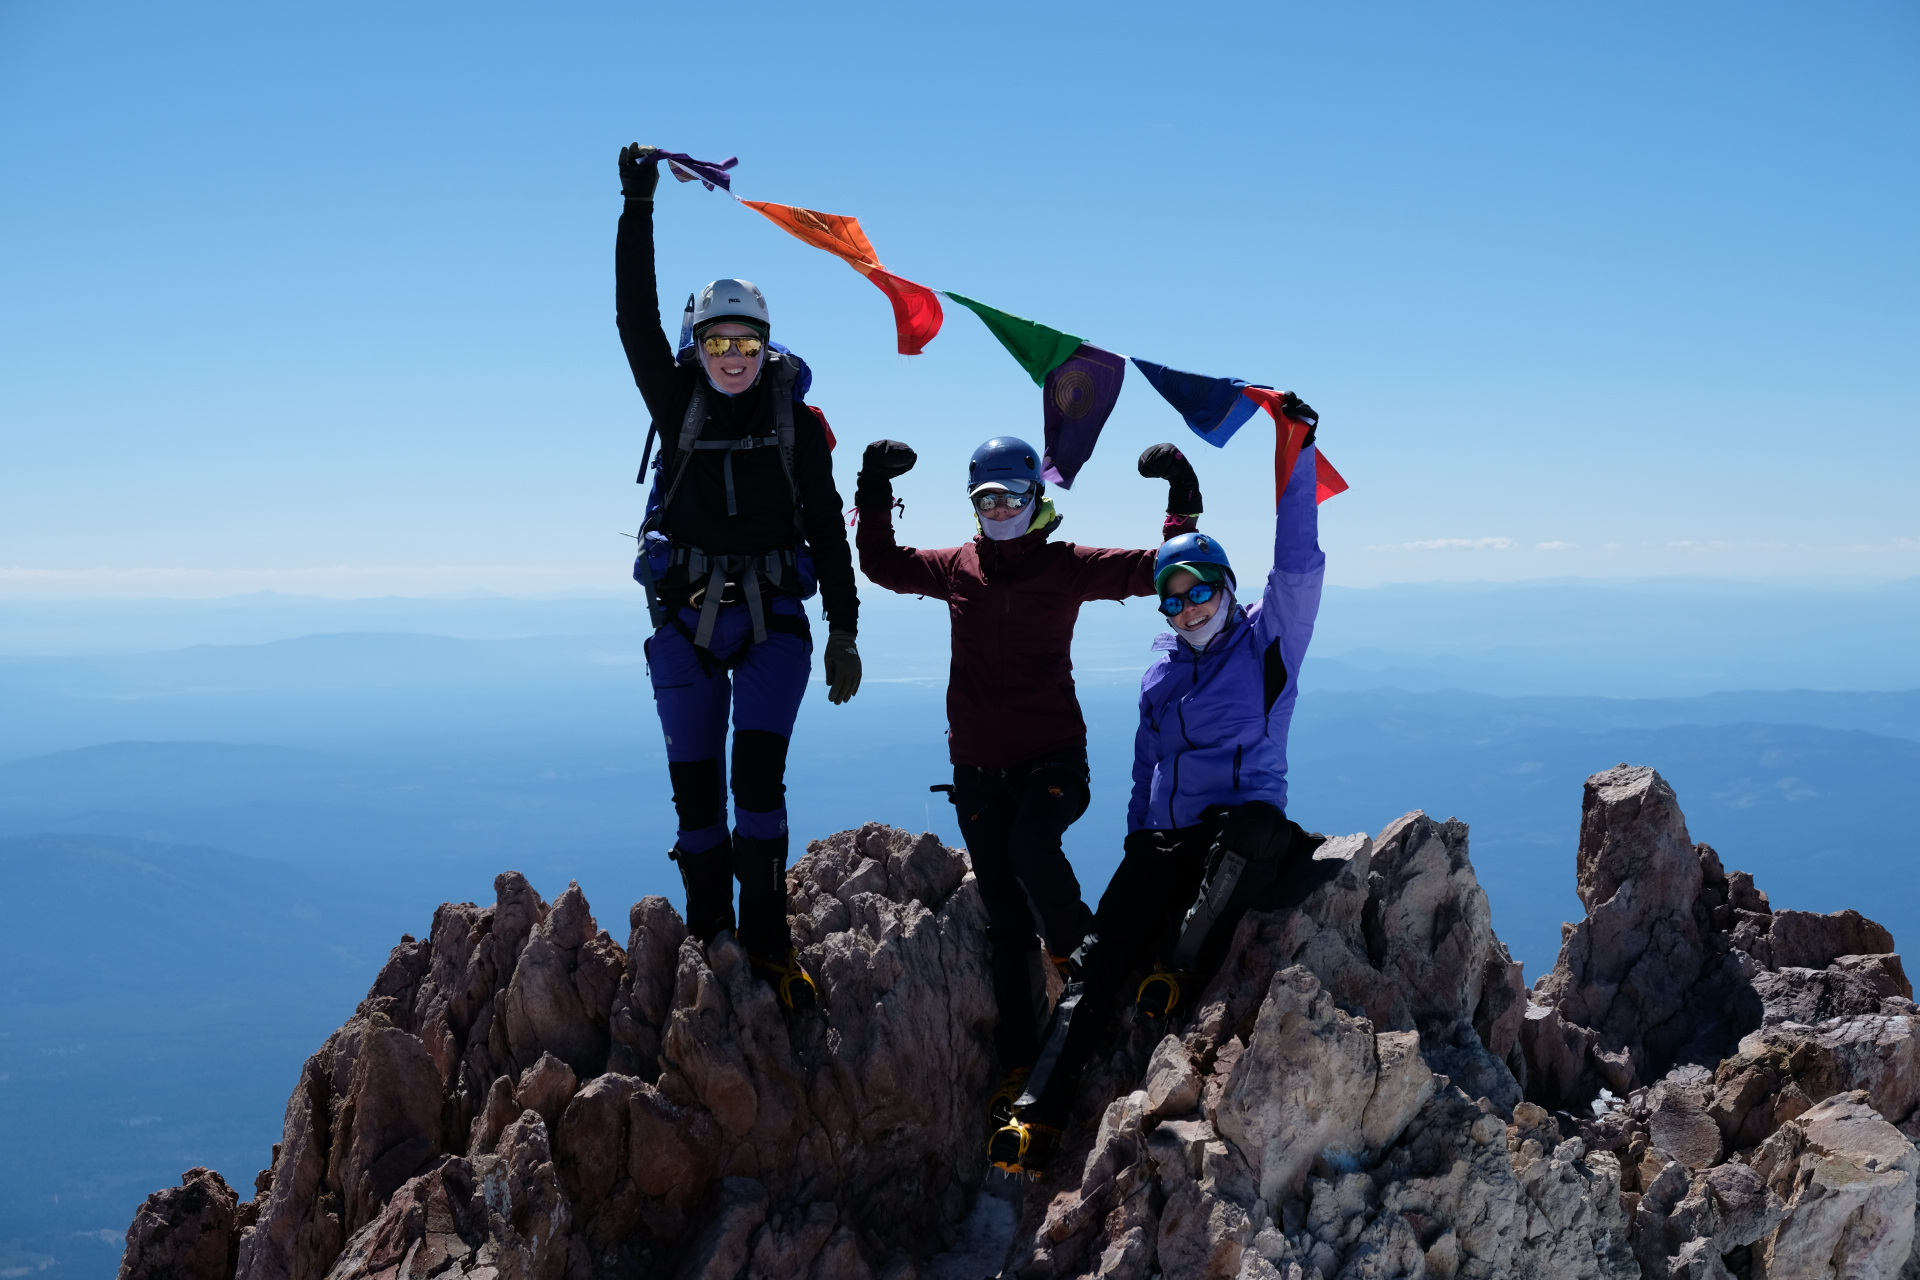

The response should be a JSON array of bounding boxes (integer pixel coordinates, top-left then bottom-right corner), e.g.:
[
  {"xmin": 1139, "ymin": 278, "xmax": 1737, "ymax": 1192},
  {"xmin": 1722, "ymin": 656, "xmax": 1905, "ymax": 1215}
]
[
  {"xmin": 125, "ymin": 772, "xmax": 1919, "ymax": 1280},
  {"xmin": 1767, "ymin": 909, "xmax": 1897, "ymax": 971},
  {"xmin": 1752, "ymin": 1090, "xmax": 1918, "ymax": 1280},
  {"xmin": 1525, "ymin": 767, "xmax": 1763, "ymax": 1104}
]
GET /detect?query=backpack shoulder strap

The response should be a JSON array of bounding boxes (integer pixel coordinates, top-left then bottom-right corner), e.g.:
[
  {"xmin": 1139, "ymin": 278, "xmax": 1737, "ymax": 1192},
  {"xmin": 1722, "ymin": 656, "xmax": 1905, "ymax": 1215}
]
[
  {"xmin": 767, "ymin": 356, "xmax": 805, "ymax": 535},
  {"xmin": 647, "ymin": 381, "xmax": 709, "ymax": 531}
]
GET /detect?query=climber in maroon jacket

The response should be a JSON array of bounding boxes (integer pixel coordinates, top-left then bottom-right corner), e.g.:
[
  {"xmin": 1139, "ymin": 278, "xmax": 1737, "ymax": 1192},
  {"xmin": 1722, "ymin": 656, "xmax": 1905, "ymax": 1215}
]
[{"xmin": 855, "ymin": 434, "xmax": 1202, "ymax": 1123}]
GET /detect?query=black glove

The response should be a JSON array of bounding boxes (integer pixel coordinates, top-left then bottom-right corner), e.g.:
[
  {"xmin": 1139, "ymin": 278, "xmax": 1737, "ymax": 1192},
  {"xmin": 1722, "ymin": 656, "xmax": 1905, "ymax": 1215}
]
[
  {"xmin": 861, "ymin": 439, "xmax": 917, "ymax": 482},
  {"xmin": 1136, "ymin": 443, "xmax": 1203, "ymax": 516},
  {"xmin": 1281, "ymin": 392, "xmax": 1319, "ymax": 446},
  {"xmin": 618, "ymin": 143, "xmax": 661, "ymax": 201},
  {"xmin": 824, "ymin": 630, "xmax": 862, "ymax": 705}
]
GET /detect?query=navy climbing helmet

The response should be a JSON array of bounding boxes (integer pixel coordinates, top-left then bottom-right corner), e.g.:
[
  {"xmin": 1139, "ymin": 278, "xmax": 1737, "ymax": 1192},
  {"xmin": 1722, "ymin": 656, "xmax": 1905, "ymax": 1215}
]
[
  {"xmin": 967, "ymin": 436, "xmax": 1044, "ymax": 496},
  {"xmin": 1154, "ymin": 532, "xmax": 1235, "ymax": 595}
]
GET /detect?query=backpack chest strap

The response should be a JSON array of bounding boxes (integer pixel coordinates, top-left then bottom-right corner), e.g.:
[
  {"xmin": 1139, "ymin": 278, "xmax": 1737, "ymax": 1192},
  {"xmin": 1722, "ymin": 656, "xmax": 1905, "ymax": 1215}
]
[{"xmin": 690, "ymin": 435, "xmax": 783, "ymax": 517}]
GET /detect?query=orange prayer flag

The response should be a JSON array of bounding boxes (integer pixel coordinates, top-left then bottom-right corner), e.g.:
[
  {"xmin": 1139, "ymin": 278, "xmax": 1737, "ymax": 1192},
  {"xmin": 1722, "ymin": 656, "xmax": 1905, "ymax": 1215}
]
[{"xmin": 740, "ymin": 201, "xmax": 881, "ymax": 272}]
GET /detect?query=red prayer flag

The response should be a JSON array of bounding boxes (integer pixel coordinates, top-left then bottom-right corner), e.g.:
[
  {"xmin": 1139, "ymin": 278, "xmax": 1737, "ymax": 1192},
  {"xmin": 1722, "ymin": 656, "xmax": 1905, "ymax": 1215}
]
[
  {"xmin": 1315, "ymin": 451, "xmax": 1349, "ymax": 504},
  {"xmin": 864, "ymin": 267, "xmax": 945, "ymax": 356},
  {"xmin": 1240, "ymin": 387, "xmax": 1316, "ymax": 504}
]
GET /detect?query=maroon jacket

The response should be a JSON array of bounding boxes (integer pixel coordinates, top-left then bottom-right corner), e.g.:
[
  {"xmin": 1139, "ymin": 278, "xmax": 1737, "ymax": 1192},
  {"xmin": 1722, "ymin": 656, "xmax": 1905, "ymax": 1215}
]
[{"xmin": 857, "ymin": 497, "xmax": 1193, "ymax": 769}]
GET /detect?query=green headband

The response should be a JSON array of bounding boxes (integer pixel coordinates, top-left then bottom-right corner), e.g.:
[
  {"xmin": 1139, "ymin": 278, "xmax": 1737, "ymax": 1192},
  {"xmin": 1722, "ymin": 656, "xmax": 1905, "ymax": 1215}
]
[{"xmin": 1154, "ymin": 561, "xmax": 1228, "ymax": 595}]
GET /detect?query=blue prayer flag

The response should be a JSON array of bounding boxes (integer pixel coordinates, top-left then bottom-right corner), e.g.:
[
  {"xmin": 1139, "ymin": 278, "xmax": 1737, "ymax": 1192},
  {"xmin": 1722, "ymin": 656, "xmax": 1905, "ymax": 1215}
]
[{"xmin": 1129, "ymin": 357, "xmax": 1262, "ymax": 446}]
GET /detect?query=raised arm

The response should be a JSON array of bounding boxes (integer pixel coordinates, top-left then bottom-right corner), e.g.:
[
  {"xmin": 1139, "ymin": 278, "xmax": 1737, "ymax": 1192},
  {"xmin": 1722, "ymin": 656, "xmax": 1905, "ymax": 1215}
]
[
  {"xmin": 1253, "ymin": 397, "xmax": 1327, "ymax": 668},
  {"xmin": 853, "ymin": 440, "xmax": 958, "ymax": 600},
  {"xmin": 613, "ymin": 144, "xmax": 681, "ymax": 422},
  {"xmin": 1063, "ymin": 443, "xmax": 1206, "ymax": 601}
]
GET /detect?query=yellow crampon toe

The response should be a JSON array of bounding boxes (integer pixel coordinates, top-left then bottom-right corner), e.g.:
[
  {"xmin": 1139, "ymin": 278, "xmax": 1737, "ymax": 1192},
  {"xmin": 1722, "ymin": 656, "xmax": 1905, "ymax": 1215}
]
[
  {"xmin": 1135, "ymin": 969, "xmax": 1191, "ymax": 1019},
  {"xmin": 751, "ymin": 950, "xmax": 819, "ymax": 1011},
  {"xmin": 988, "ymin": 1116, "xmax": 1062, "ymax": 1175}
]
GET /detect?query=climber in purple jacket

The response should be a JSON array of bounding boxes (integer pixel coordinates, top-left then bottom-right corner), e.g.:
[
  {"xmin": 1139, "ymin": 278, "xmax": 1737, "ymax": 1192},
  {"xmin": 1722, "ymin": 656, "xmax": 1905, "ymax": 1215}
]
[{"xmin": 989, "ymin": 392, "xmax": 1328, "ymax": 1175}]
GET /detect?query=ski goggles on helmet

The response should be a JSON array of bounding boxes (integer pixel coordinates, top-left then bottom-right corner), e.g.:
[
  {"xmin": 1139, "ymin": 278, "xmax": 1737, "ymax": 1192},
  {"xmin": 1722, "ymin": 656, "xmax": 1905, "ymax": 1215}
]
[
  {"xmin": 700, "ymin": 334, "xmax": 765, "ymax": 358},
  {"xmin": 1157, "ymin": 581, "xmax": 1222, "ymax": 616}
]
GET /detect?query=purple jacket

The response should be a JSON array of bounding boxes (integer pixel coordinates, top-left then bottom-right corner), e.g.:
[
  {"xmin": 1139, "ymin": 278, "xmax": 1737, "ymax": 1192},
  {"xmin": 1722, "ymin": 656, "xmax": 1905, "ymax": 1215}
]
[{"xmin": 1129, "ymin": 444, "xmax": 1325, "ymax": 832}]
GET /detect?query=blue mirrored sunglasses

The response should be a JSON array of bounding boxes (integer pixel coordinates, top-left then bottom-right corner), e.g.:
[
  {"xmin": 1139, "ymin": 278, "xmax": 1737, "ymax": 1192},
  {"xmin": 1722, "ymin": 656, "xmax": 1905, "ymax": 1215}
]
[{"xmin": 1158, "ymin": 582, "xmax": 1220, "ymax": 616}]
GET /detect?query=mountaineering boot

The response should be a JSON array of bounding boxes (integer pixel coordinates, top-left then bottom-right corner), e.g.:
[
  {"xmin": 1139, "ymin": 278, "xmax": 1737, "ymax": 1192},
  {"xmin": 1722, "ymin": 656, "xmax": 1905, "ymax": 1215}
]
[
  {"xmin": 671, "ymin": 839, "xmax": 737, "ymax": 944},
  {"xmin": 988, "ymin": 1111, "xmax": 1063, "ymax": 1176},
  {"xmin": 987, "ymin": 1068, "xmax": 1031, "ymax": 1131},
  {"xmin": 734, "ymin": 832, "xmax": 818, "ymax": 1010},
  {"xmin": 1135, "ymin": 968, "xmax": 1196, "ymax": 1020}
]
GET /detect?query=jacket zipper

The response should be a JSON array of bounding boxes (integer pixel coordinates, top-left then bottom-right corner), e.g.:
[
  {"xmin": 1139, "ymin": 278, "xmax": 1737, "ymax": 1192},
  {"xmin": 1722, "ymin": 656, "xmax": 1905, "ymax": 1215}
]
[{"xmin": 1233, "ymin": 745, "xmax": 1242, "ymax": 791}]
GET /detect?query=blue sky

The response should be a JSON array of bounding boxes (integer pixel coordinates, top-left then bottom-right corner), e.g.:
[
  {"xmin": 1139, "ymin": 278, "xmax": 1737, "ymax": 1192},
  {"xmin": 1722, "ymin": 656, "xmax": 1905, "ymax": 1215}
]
[{"xmin": 2, "ymin": 0, "xmax": 1915, "ymax": 596}]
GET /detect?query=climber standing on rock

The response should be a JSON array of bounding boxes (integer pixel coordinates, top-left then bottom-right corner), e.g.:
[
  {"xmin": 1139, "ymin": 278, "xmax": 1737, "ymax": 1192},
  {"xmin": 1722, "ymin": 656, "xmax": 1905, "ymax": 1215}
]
[
  {"xmin": 855, "ymin": 434, "xmax": 1204, "ymax": 1123},
  {"xmin": 616, "ymin": 143, "xmax": 862, "ymax": 1011},
  {"xmin": 989, "ymin": 393, "xmax": 1327, "ymax": 1174}
]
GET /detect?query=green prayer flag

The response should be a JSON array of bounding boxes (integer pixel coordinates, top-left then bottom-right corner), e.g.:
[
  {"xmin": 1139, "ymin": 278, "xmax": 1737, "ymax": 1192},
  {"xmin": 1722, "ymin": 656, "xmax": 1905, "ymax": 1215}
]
[{"xmin": 944, "ymin": 292, "xmax": 1084, "ymax": 386}]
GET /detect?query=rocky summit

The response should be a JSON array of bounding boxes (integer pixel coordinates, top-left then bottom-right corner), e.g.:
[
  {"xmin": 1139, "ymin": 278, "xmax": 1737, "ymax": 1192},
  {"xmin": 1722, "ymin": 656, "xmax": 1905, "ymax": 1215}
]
[{"xmin": 118, "ymin": 766, "xmax": 1920, "ymax": 1280}]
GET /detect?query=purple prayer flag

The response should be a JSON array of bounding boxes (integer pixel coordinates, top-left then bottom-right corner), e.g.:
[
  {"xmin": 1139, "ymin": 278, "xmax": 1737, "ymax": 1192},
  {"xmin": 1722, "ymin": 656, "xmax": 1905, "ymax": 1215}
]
[
  {"xmin": 1129, "ymin": 357, "xmax": 1262, "ymax": 446},
  {"xmin": 1041, "ymin": 343, "xmax": 1127, "ymax": 489},
  {"xmin": 660, "ymin": 151, "xmax": 739, "ymax": 192}
]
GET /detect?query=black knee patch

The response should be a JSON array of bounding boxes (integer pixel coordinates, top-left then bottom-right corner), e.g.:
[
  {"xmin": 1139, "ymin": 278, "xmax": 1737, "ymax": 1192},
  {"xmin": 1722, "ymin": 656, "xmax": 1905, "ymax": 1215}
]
[
  {"xmin": 731, "ymin": 730, "xmax": 790, "ymax": 815},
  {"xmin": 668, "ymin": 759, "xmax": 725, "ymax": 832}
]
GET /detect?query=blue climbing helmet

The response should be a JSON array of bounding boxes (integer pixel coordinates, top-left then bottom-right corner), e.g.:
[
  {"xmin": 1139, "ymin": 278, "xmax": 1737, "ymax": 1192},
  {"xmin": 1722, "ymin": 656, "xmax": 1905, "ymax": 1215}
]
[
  {"xmin": 1154, "ymin": 532, "xmax": 1235, "ymax": 595},
  {"xmin": 966, "ymin": 436, "xmax": 1044, "ymax": 499}
]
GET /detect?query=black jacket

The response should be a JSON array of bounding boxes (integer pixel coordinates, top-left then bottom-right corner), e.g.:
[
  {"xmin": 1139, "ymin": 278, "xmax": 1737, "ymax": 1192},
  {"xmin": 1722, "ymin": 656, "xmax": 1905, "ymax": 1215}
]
[{"xmin": 615, "ymin": 199, "xmax": 858, "ymax": 635}]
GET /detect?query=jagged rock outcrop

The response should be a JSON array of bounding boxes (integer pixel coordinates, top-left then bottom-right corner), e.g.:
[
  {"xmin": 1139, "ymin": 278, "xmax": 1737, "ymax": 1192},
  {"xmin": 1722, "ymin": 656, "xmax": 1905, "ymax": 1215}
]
[
  {"xmin": 123, "ymin": 768, "xmax": 1920, "ymax": 1280},
  {"xmin": 1002, "ymin": 819, "xmax": 1632, "ymax": 1280},
  {"xmin": 122, "ymin": 1167, "xmax": 246, "ymax": 1280},
  {"xmin": 1526, "ymin": 766, "xmax": 1920, "ymax": 1280},
  {"xmin": 126, "ymin": 824, "xmax": 991, "ymax": 1280}
]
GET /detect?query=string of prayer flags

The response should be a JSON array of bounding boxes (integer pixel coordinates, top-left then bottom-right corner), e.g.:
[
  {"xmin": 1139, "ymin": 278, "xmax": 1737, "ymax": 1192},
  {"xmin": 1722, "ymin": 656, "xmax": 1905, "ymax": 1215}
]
[
  {"xmin": 742, "ymin": 200, "xmax": 945, "ymax": 355},
  {"xmin": 659, "ymin": 151, "xmax": 739, "ymax": 192},
  {"xmin": 943, "ymin": 294, "xmax": 1085, "ymax": 386},
  {"xmin": 1041, "ymin": 344, "xmax": 1127, "ymax": 488},
  {"xmin": 660, "ymin": 150, "xmax": 1352, "ymax": 502},
  {"xmin": 1129, "ymin": 358, "xmax": 1262, "ymax": 446}
]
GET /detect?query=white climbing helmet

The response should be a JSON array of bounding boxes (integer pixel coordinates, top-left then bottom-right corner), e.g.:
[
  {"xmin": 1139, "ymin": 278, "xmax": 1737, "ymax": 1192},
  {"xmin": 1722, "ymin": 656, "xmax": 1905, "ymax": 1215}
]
[{"xmin": 691, "ymin": 278, "xmax": 770, "ymax": 334}]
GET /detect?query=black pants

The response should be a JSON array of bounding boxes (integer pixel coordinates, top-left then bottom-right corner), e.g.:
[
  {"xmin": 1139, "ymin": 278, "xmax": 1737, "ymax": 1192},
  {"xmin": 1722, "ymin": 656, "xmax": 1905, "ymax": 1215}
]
[
  {"xmin": 952, "ymin": 746, "xmax": 1094, "ymax": 1071},
  {"xmin": 1032, "ymin": 801, "xmax": 1304, "ymax": 1119}
]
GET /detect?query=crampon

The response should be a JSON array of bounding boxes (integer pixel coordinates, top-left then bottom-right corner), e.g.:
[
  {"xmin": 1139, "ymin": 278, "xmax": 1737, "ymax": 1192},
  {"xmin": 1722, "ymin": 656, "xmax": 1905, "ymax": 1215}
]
[
  {"xmin": 751, "ymin": 950, "xmax": 820, "ymax": 1011},
  {"xmin": 988, "ymin": 1115, "xmax": 1062, "ymax": 1175},
  {"xmin": 987, "ymin": 1068, "xmax": 1031, "ymax": 1130},
  {"xmin": 1134, "ymin": 968, "xmax": 1194, "ymax": 1019}
]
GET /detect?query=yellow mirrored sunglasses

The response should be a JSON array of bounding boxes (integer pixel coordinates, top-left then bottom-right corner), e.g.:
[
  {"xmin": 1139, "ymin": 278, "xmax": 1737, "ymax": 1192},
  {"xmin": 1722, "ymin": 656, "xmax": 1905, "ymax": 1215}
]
[{"xmin": 700, "ymin": 334, "xmax": 765, "ymax": 358}]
